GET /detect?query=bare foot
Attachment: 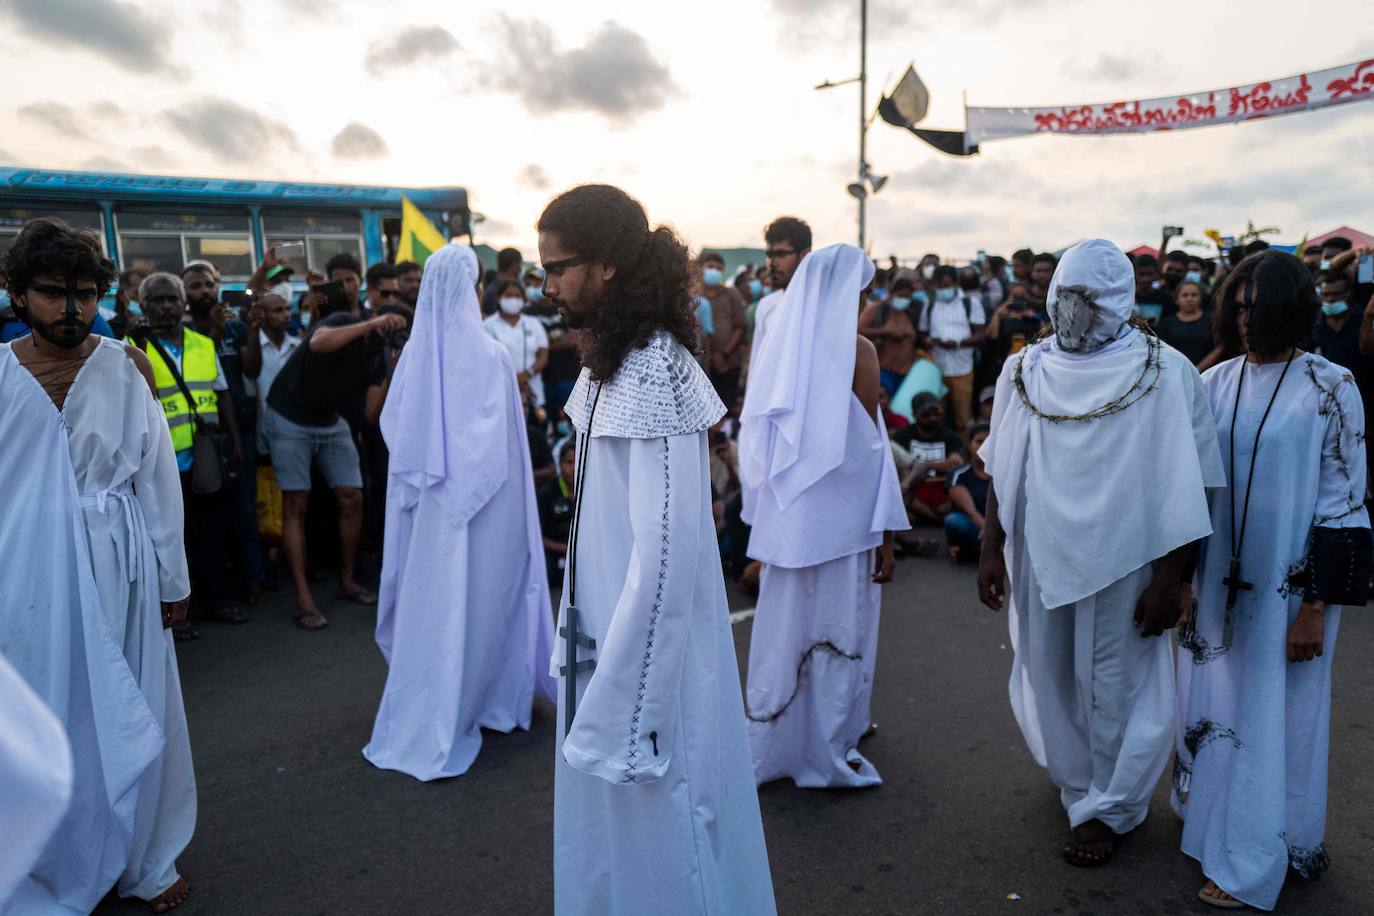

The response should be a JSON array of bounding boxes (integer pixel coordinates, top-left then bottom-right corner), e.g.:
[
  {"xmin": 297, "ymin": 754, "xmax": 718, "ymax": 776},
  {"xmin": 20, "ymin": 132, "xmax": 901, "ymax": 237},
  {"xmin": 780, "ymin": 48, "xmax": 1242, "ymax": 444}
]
[
  {"xmin": 295, "ymin": 605, "xmax": 329, "ymax": 631},
  {"xmin": 947, "ymin": 545, "xmax": 962, "ymax": 564},
  {"xmin": 1062, "ymin": 819, "xmax": 1117, "ymax": 867},
  {"xmin": 150, "ymin": 877, "xmax": 190, "ymax": 913}
]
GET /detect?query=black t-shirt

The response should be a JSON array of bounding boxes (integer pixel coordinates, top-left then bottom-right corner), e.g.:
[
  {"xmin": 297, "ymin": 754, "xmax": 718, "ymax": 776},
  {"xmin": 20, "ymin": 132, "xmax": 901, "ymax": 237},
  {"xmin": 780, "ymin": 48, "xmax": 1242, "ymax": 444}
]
[
  {"xmin": 537, "ymin": 478, "xmax": 573, "ymax": 545},
  {"xmin": 267, "ymin": 312, "xmax": 385, "ymax": 428},
  {"xmin": 995, "ymin": 309, "xmax": 1044, "ymax": 365},
  {"xmin": 527, "ymin": 423, "xmax": 553, "ymax": 473},
  {"xmin": 1134, "ymin": 288, "xmax": 1175, "ymax": 325},
  {"xmin": 948, "ymin": 464, "xmax": 989, "ymax": 514},
  {"xmin": 1313, "ymin": 307, "xmax": 1365, "ymax": 376},
  {"xmin": 526, "ymin": 303, "xmax": 581, "ymax": 383},
  {"xmin": 893, "ymin": 425, "xmax": 965, "ymax": 483},
  {"xmin": 209, "ymin": 318, "xmax": 254, "ymax": 426},
  {"xmin": 1157, "ymin": 311, "xmax": 1214, "ymax": 365}
]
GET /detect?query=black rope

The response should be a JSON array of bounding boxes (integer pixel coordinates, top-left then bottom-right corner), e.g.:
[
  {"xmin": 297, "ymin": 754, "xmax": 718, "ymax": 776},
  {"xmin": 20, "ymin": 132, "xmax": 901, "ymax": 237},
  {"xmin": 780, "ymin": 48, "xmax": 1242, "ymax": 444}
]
[
  {"xmin": 745, "ymin": 640, "xmax": 862, "ymax": 724},
  {"xmin": 1228, "ymin": 349, "xmax": 1296, "ymax": 564},
  {"xmin": 566, "ymin": 382, "xmax": 603, "ymax": 608}
]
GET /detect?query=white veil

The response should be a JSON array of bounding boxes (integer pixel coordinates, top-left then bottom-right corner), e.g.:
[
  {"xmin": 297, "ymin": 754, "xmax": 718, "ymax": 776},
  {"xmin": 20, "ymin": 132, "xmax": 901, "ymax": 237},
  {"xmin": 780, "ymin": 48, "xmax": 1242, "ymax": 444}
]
[{"xmin": 380, "ymin": 244, "xmax": 514, "ymax": 530}]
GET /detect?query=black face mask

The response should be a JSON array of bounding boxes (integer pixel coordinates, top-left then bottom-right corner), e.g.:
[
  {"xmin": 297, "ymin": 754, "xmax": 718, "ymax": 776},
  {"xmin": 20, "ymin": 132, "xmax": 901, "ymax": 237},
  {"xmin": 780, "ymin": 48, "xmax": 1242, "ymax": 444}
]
[{"xmin": 14, "ymin": 294, "xmax": 93, "ymax": 350}]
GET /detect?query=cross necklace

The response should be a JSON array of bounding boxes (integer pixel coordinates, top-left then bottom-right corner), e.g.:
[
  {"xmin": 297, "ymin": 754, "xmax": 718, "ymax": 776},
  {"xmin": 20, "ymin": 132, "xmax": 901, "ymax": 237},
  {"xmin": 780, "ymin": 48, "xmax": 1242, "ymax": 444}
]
[{"xmin": 1223, "ymin": 350, "xmax": 1296, "ymax": 642}]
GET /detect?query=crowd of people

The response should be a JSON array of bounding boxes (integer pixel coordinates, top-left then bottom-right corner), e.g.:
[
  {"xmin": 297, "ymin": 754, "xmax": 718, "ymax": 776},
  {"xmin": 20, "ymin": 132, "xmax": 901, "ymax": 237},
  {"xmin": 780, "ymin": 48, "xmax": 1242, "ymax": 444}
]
[{"xmin": 2, "ymin": 196, "xmax": 1372, "ymax": 914}]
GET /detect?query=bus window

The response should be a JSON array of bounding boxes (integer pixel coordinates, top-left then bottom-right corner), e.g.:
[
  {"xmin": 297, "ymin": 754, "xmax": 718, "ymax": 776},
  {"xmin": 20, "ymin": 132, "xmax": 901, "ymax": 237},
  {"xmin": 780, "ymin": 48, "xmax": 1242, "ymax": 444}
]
[
  {"xmin": 0, "ymin": 206, "xmax": 105, "ymax": 258},
  {"xmin": 381, "ymin": 216, "xmax": 402, "ymax": 264},
  {"xmin": 116, "ymin": 210, "xmax": 253, "ymax": 278},
  {"xmin": 263, "ymin": 213, "xmax": 364, "ymax": 275}
]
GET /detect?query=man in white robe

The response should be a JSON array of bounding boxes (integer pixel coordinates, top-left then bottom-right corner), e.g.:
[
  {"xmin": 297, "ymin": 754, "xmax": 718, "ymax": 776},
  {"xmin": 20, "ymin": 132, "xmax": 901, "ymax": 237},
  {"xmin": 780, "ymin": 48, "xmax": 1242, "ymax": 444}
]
[
  {"xmin": 1174, "ymin": 249, "xmax": 1371, "ymax": 910},
  {"xmin": 0, "ymin": 653, "xmax": 73, "ymax": 910},
  {"xmin": 538, "ymin": 184, "xmax": 775, "ymax": 915},
  {"xmin": 363, "ymin": 244, "xmax": 557, "ymax": 780},
  {"xmin": 977, "ymin": 238, "xmax": 1225, "ymax": 865},
  {"xmin": 739, "ymin": 244, "xmax": 908, "ymax": 788},
  {"xmin": 0, "ymin": 217, "xmax": 196, "ymax": 913}
]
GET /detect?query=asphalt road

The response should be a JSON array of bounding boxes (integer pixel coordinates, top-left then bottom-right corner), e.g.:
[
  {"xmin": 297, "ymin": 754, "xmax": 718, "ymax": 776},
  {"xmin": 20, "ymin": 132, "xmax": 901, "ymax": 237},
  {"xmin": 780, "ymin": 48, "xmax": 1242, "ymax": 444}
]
[{"xmin": 94, "ymin": 552, "xmax": 1374, "ymax": 915}]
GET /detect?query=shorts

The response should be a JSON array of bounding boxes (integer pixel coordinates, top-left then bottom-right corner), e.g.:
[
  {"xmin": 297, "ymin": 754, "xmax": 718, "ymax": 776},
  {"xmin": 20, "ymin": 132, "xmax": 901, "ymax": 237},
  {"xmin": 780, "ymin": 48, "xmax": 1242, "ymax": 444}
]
[{"xmin": 262, "ymin": 408, "xmax": 363, "ymax": 492}]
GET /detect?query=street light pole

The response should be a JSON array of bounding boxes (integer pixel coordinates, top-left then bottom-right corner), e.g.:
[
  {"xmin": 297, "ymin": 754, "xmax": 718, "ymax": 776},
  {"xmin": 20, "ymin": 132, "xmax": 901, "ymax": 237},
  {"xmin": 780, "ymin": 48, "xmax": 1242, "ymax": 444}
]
[{"xmin": 858, "ymin": 0, "xmax": 867, "ymax": 251}]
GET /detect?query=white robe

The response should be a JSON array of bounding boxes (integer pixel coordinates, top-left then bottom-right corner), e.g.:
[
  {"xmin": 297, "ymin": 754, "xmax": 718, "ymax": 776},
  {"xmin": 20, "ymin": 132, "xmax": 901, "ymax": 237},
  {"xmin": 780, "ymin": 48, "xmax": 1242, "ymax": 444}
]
[
  {"xmin": 1175, "ymin": 354, "xmax": 1368, "ymax": 910},
  {"xmin": 739, "ymin": 245, "xmax": 909, "ymax": 789},
  {"xmin": 553, "ymin": 331, "xmax": 776, "ymax": 916},
  {"xmin": 364, "ymin": 362, "xmax": 557, "ymax": 780},
  {"xmin": 0, "ymin": 654, "xmax": 73, "ymax": 910},
  {"xmin": 984, "ymin": 333, "xmax": 1224, "ymax": 833},
  {"xmin": 0, "ymin": 337, "xmax": 195, "ymax": 912}
]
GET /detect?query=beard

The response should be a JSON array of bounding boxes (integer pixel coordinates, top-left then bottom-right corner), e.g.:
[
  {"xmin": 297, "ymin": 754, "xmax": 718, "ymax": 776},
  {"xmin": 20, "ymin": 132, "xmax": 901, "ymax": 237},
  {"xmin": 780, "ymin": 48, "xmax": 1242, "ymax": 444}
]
[
  {"xmin": 557, "ymin": 293, "xmax": 601, "ymax": 331},
  {"xmin": 31, "ymin": 313, "xmax": 93, "ymax": 350}
]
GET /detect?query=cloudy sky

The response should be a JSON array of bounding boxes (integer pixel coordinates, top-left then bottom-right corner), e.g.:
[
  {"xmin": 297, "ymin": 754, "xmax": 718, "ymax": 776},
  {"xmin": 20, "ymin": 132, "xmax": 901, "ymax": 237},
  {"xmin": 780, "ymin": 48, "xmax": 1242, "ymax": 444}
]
[{"xmin": 3, "ymin": 0, "xmax": 1372, "ymax": 261}]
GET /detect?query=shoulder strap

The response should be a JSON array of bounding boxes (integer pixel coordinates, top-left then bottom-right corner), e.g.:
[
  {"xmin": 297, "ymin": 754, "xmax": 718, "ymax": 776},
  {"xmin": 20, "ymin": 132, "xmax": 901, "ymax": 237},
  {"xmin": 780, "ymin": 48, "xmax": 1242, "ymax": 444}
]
[
  {"xmin": 961, "ymin": 295, "xmax": 974, "ymax": 321},
  {"xmin": 146, "ymin": 334, "xmax": 208, "ymax": 431}
]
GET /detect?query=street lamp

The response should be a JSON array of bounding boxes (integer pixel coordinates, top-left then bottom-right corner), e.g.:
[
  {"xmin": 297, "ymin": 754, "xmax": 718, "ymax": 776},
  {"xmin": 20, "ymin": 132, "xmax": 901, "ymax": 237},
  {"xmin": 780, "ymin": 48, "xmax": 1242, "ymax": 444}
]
[{"xmin": 814, "ymin": 0, "xmax": 882, "ymax": 249}]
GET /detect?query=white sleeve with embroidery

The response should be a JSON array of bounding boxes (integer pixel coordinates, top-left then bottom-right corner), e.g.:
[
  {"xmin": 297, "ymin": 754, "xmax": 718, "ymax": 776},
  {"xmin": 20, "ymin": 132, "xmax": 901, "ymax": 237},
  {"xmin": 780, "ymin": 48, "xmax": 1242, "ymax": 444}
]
[
  {"xmin": 562, "ymin": 432, "xmax": 705, "ymax": 786},
  {"xmin": 1314, "ymin": 373, "xmax": 1370, "ymax": 529}
]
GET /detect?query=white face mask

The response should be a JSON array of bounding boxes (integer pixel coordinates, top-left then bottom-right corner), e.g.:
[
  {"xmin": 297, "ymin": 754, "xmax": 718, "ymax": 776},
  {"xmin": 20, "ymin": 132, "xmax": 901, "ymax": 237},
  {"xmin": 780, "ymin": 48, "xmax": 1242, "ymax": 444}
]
[
  {"xmin": 269, "ymin": 281, "xmax": 293, "ymax": 302},
  {"xmin": 499, "ymin": 296, "xmax": 525, "ymax": 316}
]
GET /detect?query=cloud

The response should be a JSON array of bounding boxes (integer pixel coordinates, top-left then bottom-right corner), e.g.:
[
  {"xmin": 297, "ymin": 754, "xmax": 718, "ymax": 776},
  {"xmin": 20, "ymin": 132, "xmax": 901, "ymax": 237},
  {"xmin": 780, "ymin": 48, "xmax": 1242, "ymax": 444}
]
[
  {"xmin": 279, "ymin": 0, "xmax": 337, "ymax": 14},
  {"xmin": 365, "ymin": 24, "xmax": 461, "ymax": 76},
  {"xmin": 164, "ymin": 97, "xmax": 303, "ymax": 162},
  {"xmin": 518, "ymin": 163, "xmax": 551, "ymax": 190},
  {"xmin": 81, "ymin": 156, "xmax": 131, "ymax": 172},
  {"xmin": 130, "ymin": 145, "xmax": 175, "ymax": 169},
  {"xmin": 0, "ymin": 149, "xmax": 18, "ymax": 164},
  {"xmin": 0, "ymin": 0, "xmax": 181, "ymax": 75},
  {"xmin": 477, "ymin": 216, "xmax": 517, "ymax": 239},
  {"xmin": 1066, "ymin": 52, "xmax": 1159, "ymax": 83},
  {"xmin": 487, "ymin": 18, "xmax": 678, "ymax": 125},
  {"xmin": 769, "ymin": 0, "xmax": 1070, "ymax": 45},
  {"xmin": 330, "ymin": 122, "xmax": 388, "ymax": 159},
  {"xmin": 18, "ymin": 101, "xmax": 82, "ymax": 135}
]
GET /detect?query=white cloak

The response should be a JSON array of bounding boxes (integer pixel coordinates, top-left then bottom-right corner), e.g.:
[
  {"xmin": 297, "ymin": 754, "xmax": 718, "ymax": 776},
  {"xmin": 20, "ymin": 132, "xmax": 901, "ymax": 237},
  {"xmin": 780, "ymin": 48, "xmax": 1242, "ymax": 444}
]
[
  {"xmin": 739, "ymin": 245, "xmax": 908, "ymax": 789},
  {"xmin": 0, "ymin": 653, "xmax": 73, "ymax": 910},
  {"xmin": 983, "ymin": 331, "xmax": 1224, "ymax": 831},
  {"xmin": 1175, "ymin": 354, "xmax": 1368, "ymax": 910},
  {"xmin": 364, "ymin": 356, "xmax": 557, "ymax": 780},
  {"xmin": 553, "ymin": 331, "xmax": 776, "ymax": 916},
  {"xmin": 0, "ymin": 337, "xmax": 195, "ymax": 912}
]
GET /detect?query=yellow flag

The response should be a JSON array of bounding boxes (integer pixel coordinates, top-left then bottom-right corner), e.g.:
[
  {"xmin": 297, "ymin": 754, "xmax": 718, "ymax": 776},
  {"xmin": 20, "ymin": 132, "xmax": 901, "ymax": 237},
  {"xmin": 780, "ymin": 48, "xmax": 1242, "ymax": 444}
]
[{"xmin": 397, "ymin": 196, "xmax": 448, "ymax": 266}]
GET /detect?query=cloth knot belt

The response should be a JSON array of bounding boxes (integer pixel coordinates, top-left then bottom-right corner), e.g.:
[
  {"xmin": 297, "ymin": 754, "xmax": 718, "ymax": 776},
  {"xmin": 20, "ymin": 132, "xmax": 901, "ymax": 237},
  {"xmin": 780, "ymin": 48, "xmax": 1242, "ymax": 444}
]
[{"xmin": 78, "ymin": 482, "xmax": 146, "ymax": 582}]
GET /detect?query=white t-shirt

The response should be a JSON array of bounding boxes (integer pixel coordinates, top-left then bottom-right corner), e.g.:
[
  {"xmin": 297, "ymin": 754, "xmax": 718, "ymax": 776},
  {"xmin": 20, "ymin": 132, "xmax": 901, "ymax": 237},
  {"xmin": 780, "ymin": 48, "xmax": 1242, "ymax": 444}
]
[
  {"xmin": 483, "ymin": 313, "xmax": 549, "ymax": 405},
  {"xmin": 250, "ymin": 329, "xmax": 301, "ymax": 415},
  {"xmin": 918, "ymin": 293, "xmax": 986, "ymax": 378}
]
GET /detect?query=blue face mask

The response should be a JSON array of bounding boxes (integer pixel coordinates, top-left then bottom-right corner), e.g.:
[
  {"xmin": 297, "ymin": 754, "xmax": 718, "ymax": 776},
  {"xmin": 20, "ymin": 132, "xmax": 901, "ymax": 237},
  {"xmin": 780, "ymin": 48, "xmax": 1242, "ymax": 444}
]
[
  {"xmin": 891, "ymin": 296, "xmax": 911, "ymax": 311},
  {"xmin": 1322, "ymin": 300, "xmax": 1349, "ymax": 316},
  {"xmin": 524, "ymin": 285, "xmax": 544, "ymax": 301},
  {"xmin": 1185, "ymin": 270, "xmax": 1202, "ymax": 284},
  {"xmin": 913, "ymin": 290, "xmax": 929, "ymax": 305},
  {"xmin": 702, "ymin": 267, "xmax": 723, "ymax": 288},
  {"xmin": 748, "ymin": 279, "xmax": 762, "ymax": 299},
  {"xmin": 873, "ymin": 287, "xmax": 890, "ymax": 301},
  {"xmin": 936, "ymin": 287, "xmax": 958, "ymax": 303},
  {"xmin": 0, "ymin": 288, "xmax": 10, "ymax": 313},
  {"xmin": 1003, "ymin": 265, "xmax": 1015, "ymax": 284}
]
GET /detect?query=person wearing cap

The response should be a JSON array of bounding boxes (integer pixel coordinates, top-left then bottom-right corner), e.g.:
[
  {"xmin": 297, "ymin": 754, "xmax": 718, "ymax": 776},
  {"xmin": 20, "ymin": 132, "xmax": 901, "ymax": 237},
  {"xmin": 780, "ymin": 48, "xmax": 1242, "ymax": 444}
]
[
  {"xmin": 977, "ymin": 384, "xmax": 996, "ymax": 421},
  {"xmin": 977, "ymin": 238, "xmax": 1224, "ymax": 867}
]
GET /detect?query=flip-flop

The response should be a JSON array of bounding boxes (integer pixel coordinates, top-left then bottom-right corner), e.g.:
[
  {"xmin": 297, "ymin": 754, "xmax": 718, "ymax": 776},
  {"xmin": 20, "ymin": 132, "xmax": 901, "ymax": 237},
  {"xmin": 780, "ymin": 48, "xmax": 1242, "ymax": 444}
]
[
  {"xmin": 335, "ymin": 587, "xmax": 378, "ymax": 606},
  {"xmin": 295, "ymin": 610, "xmax": 329, "ymax": 631},
  {"xmin": 1198, "ymin": 883, "xmax": 1248, "ymax": 909}
]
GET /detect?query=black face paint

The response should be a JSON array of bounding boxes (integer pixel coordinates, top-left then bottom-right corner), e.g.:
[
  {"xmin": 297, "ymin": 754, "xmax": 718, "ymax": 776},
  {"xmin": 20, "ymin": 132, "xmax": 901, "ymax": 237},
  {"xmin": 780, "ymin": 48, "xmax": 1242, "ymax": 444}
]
[{"xmin": 14, "ymin": 287, "xmax": 94, "ymax": 350}]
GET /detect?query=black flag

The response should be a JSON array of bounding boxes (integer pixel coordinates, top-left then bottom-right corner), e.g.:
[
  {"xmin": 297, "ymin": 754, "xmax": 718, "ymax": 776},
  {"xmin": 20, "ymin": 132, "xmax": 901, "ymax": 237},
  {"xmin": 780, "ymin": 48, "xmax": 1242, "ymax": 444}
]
[{"xmin": 877, "ymin": 65, "xmax": 979, "ymax": 158}]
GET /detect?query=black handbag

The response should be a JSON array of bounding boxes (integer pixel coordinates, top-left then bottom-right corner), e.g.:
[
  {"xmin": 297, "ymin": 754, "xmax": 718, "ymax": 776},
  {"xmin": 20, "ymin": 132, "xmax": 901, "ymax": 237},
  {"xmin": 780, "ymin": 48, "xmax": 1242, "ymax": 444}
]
[{"xmin": 148, "ymin": 334, "xmax": 236, "ymax": 495}]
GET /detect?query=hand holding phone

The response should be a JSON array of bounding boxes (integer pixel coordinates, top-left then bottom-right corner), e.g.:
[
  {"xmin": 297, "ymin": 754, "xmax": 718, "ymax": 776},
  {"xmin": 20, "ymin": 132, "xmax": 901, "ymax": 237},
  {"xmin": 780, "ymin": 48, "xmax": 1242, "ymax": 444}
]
[{"xmin": 1358, "ymin": 253, "xmax": 1373, "ymax": 285}]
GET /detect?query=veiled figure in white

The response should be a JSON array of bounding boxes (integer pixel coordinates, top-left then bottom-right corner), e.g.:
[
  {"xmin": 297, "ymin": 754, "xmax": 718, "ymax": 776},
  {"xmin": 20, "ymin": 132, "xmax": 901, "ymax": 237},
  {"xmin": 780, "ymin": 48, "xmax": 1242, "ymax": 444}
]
[
  {"xmin": 363, "ymin": 244, "xmax": 556, "ymax": 781},
  {"xmin": 978, "ymin": 238, "xmax": 1224, "ymax": 866},
  {"xmin": 1, "ymin": 335, "xmax": 195, "ymax": 913},
  {"xmin": 1173, "ymin": 250, "xmax": 1371, "ymax": 910},
  {"xmin": 0, "ymin": 652, "xmax": 73, "ymax": 911},
  {"xmin": 739, "ymin": 244, "xmax": 908, "ymax": 789}
]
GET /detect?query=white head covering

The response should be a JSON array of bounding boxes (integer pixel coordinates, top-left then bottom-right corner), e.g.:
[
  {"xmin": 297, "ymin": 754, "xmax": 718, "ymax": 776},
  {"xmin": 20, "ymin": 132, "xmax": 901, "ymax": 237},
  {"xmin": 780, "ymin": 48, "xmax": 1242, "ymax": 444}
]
[
  {"xmin": 381, "ymin": 244, "xmax": 514, "ymax": 530},
  {"xmin": 739, "ymin": 243, "xmax": 874, "ymax": 511},
  {"xmin": 1045, "ymin": 238, "xmax": 1135, "ymax": 353}
]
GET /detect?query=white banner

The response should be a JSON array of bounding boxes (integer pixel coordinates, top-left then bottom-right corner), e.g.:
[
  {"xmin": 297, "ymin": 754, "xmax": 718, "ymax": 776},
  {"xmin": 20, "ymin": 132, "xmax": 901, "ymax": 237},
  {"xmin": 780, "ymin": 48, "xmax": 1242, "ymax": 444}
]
[{"xmin": 965, "ymin": 58, "xmax": 1374, "ymax": 151}]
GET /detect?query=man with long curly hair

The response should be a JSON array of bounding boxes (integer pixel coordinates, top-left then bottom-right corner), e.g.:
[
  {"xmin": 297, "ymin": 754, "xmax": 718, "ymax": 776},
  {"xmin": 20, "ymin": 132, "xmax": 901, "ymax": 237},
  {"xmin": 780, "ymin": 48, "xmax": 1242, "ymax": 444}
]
[{"xmin": 537, "ymin": 184, "xmax": 776, "ymax": 916}]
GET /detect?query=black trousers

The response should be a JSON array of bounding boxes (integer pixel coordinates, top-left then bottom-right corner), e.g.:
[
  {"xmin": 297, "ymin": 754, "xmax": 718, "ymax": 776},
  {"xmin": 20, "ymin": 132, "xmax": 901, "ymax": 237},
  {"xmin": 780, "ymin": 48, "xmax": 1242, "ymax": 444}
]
[{"xmin": 181, "ymin": 471, "xmax": 231, "ymax": 613}]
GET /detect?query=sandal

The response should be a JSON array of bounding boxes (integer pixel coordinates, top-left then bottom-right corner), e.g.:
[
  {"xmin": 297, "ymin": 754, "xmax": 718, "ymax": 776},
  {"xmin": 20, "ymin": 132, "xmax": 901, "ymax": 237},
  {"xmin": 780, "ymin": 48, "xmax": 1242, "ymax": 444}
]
[
  {"xmin": 295, "ymin": 610, "xmax": 329, "ymax": 631},
  {"xmin": 172, "ymin": 624, "xmax": 200, "ymax": 642},
  {"xmin": 335, "ymin": 586, "xmax": 378, "ymax": 606},
  {"xmin": 210, "ymin": 605, "xmax": 250, "ymax": 625},
  {"xmin": 1062, "ymin": 821, "xmax": 1121, "ymax": 868},
  {"xmin": 1198, "ymin": 880, "xmax": 1248, "ymax": 909}
]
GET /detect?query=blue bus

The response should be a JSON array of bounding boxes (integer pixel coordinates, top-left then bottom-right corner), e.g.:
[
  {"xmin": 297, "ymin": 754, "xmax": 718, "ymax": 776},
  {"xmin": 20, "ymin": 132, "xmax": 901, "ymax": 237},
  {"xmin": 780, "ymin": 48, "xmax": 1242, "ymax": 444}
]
[{"xmin": 0, "ymin": 167, "xmax": 471, "ymax": 287}]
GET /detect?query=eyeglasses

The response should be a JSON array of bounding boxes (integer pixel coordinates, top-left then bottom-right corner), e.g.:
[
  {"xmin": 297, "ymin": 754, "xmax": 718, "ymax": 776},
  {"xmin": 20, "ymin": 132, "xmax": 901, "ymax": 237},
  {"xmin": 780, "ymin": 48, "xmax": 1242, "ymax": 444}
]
[
  {"xmin": 765, "ymin": 248, "xmax": 797, "ymax": 261},
  {"xmin": 27, "ymin": 282, "xmax": 100, "ymax": 306},
  {"xmin": 377, "ymin": 289, "xmax": 400, "ymax": 299}
]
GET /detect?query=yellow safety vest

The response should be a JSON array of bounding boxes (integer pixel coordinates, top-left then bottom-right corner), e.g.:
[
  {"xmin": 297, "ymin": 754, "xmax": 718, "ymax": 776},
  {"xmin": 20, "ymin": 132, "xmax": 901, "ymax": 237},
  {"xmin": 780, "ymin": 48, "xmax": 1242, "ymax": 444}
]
[{"xmin": 145, "ymin": 329, "xmax": 219, "ymax": 453}]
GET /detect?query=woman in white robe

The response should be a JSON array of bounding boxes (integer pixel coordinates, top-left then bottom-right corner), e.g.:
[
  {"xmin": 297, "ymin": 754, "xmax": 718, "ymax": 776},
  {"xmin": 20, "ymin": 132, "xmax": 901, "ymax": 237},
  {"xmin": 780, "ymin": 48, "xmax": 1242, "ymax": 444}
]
[
  {"xmin": 1175, "ymin": 250, "xmax": 1370, "ymax": 910},
  {"xmin": 363, "ymin": 244, "xmax": 556, "ymax": 781},
  {"xmin": 739, "ymin": 244, "xmax": 908, "ymax": 789},
  {"xmin": 0, "ymin": 334, "xmax": 194, "ymax": 913}
]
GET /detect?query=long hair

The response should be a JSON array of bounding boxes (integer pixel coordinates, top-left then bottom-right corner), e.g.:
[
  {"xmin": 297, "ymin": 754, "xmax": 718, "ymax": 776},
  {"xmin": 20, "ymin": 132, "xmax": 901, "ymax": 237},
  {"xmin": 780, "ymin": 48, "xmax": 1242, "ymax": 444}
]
[
  {"xmin": 1213, "ymin": 249, "xmax": 1317, "ymax": 360},
  {"xmin": 2, "ymin": 217, "xmax": 116, "ymax": 302},
  {"xmin": 537, "ymin": 184, "xmax": 699, "ymax": 380}
]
